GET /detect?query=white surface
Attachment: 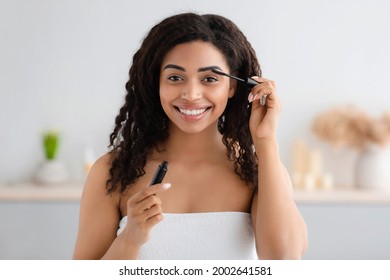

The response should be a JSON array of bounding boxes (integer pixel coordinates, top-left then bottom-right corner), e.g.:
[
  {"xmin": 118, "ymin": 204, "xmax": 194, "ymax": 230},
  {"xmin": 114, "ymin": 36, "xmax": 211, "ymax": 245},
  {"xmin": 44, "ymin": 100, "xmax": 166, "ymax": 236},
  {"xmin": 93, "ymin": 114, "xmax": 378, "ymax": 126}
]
[{"xmin": 1, "ymin": 0, "xmax": 390, "ymax": 187}]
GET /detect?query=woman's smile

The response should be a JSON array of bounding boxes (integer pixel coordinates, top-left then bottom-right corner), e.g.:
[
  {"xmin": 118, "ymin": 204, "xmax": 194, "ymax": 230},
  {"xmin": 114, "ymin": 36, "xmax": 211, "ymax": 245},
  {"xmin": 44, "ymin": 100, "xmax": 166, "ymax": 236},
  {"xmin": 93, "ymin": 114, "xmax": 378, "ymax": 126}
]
[{"xmin": 173, "ymin": 105, "xmax": 213, "ymax": 121}]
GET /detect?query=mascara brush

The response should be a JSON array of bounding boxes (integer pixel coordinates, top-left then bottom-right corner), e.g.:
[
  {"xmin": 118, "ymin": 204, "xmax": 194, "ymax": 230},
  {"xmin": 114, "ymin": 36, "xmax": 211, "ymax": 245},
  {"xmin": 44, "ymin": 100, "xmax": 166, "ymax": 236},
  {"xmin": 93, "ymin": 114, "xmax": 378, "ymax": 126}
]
[
  {"xmin": 212, "ymin": 68, "xmax": 267, "ymax": 105},
  {"xmin": 211, "ymin": 69, "xmax": 259, "ymax": 89}
]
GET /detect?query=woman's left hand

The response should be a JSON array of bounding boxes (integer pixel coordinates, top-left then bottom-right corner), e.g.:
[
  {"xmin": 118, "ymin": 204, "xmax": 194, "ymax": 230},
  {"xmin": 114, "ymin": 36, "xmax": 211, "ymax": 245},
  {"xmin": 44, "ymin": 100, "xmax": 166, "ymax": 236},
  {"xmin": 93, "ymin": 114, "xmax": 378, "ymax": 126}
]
[{"xmin": 248, "ymin": 77, "xmax": 281, "ymax": 142}]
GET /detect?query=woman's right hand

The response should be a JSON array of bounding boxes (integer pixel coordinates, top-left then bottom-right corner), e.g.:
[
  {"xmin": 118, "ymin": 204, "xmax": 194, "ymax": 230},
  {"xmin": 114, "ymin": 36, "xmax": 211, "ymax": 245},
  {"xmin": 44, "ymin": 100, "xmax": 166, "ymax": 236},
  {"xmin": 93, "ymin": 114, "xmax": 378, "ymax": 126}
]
[{"xmin": 121, "ymin": 183, "xmax": 172, "ymax": 246}]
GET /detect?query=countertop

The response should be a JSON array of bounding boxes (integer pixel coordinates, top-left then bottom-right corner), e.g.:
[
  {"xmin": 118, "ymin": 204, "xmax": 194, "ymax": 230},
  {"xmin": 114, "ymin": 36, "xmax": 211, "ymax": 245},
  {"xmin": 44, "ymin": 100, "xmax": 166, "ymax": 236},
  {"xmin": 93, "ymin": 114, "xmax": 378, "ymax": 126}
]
[
  {"xmin": 293, "ymin": 188, "xmax": 390, "ymax": 204},
  {"xmin": 0, "ymin": 182, "xmax": 83, "ymax": 201},
  {"xmin": 1, "ymin": 183, "xmax": 390, "ymax": 204}
]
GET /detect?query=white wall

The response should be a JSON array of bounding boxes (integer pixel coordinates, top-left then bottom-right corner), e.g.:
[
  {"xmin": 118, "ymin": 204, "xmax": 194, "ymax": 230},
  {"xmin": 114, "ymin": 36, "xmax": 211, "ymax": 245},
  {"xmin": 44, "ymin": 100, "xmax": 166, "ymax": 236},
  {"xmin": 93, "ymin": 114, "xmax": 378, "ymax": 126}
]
[{"xmin": 1, "ymin": 0, "xmax": 390, "ymax": 183}]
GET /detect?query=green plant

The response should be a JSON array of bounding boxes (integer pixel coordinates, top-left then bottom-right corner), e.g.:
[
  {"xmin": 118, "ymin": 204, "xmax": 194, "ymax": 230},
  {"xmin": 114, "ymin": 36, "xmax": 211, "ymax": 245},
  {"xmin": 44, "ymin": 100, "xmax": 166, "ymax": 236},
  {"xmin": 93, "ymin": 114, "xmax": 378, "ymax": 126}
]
[{"xmin": 43, "ymin": 131, "xmax": 59, "ymax": 160}]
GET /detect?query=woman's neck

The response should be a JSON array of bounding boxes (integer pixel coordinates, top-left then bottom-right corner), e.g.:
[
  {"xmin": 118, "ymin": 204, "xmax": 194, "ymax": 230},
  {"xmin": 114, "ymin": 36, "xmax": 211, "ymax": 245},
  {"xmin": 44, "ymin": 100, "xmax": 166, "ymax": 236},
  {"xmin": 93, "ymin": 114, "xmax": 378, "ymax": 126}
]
[{"xmin": 155, "ymin": 122, "xmax": 225, "ymax": 164}]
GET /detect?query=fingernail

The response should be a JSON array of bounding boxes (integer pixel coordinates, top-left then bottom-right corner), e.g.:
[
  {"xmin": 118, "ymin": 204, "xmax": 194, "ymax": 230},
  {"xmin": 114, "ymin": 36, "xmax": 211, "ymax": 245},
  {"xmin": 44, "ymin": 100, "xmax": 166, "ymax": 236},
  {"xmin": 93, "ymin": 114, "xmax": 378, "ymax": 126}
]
[
  {"xmin": 248, "ymin": 92, "xmax": 253, "ymax": 103},
  {"xmin": 162, "ymin": 183, "xmax": 171, "ymax": 190},
  {"xmin": 260, "ymin": 95, "xmax": 267, "ymax": 106}
]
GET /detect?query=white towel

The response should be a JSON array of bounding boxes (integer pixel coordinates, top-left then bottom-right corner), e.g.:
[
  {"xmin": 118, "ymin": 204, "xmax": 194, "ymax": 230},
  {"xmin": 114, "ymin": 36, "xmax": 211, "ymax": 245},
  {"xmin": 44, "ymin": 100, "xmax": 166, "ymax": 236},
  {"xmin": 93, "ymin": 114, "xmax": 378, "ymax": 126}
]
[{"xmin": 117, "ymin": 211, "xmax": 258, "ymax": 260}]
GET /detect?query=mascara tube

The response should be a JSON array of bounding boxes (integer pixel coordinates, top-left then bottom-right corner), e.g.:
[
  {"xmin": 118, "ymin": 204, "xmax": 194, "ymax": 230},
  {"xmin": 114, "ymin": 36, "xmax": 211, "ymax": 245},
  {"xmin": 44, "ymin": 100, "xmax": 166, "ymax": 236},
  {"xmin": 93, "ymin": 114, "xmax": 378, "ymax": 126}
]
[{"xmin": 149, "ymin": 161, "xmax": 168, "ymax": 186}]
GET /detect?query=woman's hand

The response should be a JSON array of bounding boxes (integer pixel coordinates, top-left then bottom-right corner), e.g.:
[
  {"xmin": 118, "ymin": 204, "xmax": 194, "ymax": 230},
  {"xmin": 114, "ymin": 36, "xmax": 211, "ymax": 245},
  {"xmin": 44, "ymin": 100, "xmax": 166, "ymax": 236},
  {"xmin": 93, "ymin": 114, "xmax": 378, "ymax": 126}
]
[
  {"xmin": 121, "ymin": 183, "xmax": 171, "ymax": 246},
  {"xmin": 248, "ymin": 77, "xmax": 281, "ymax": 142}
]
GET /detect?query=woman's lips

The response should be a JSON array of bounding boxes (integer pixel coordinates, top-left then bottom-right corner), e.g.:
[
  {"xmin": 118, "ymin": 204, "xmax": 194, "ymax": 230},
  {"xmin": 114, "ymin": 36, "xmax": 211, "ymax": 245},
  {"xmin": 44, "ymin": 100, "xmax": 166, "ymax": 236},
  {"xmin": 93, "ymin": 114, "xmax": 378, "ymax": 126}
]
[{"xmin": 173, "ymin": 106, "xmax": 212, "ymax": 119}]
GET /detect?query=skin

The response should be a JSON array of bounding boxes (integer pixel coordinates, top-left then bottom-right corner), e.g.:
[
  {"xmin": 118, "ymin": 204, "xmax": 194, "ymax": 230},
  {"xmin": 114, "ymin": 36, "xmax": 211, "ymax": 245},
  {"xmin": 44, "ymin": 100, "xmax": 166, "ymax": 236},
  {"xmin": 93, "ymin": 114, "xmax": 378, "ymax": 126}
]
[{"xmin": 73, "ymin": 41, "xmax": 308, "ymax": 260}]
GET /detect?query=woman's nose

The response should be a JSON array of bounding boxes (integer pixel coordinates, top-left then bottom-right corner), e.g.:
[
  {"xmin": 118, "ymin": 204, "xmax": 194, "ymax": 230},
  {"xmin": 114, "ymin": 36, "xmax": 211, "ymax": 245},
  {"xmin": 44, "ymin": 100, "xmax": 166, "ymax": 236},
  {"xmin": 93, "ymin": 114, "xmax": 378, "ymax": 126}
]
[{"xmin": 181, "ymin": 80, "xmax": 202, "ymax": 101}]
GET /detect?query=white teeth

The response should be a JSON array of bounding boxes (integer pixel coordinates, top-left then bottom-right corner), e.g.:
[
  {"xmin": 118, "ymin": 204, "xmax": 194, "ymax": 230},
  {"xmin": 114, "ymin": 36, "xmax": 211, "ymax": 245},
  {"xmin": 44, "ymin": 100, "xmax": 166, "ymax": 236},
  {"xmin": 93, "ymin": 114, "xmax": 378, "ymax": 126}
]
[{"xmin": 178, "ymin": 108, "xmax": 208, "ymax": 116}]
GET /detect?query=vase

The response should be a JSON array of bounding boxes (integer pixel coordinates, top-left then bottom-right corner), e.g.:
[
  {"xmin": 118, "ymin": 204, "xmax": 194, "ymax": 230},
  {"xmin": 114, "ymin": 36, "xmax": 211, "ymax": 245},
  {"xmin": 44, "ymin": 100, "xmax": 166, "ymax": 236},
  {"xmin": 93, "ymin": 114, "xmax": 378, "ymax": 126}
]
[
  {"xmin": 355, "ymin": 144, "xmax": 390, "ymax": 191},
  {"xmin": 36, "ymin": 159, "xmax": 68, "ymax": 185}
]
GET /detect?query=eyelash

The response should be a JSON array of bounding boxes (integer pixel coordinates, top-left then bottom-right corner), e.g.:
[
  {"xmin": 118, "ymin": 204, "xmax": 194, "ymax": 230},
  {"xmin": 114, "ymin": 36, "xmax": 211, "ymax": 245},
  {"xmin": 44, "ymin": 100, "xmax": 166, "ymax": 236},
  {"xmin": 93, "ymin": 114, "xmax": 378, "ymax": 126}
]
[
  {"xmin": 202, "ymin": 76, "xmax": 218, "ymax": 83},
  {"xmin": 167, "ymin": 75, "xmax": 219, "ymax": 83},
  {"xmin": 167, "ymin": 75, "xmax": 183, "ymax": 82}
]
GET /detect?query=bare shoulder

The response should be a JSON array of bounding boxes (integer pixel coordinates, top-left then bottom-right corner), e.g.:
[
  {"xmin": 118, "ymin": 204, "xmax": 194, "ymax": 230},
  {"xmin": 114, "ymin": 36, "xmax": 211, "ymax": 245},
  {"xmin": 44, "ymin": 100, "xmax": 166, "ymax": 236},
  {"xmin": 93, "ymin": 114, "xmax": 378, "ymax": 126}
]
[
  {"xmin": 73, "ymin": 152, "xmax": 121, "ymax": 259},
  {"xmin": 88, "ymin": 153, "xmax": 112, "ymax": 182},
  {"xmin": 85, "ymin": 153, "xmax": 111, "ymax": 186},
  {"xmin": 81, "ymin": 153, "xmax": 119, "ymax": 202}
]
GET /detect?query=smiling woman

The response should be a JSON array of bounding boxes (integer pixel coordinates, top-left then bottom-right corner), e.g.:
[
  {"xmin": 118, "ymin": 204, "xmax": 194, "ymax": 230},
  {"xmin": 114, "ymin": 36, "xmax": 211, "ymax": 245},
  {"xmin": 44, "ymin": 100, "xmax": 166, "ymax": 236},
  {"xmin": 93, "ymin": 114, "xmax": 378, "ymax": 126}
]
[
  {"xmin": 159, "ymin": 42, "xmax": 235, "ymax": 133},
  {"xmin": 72, "ymin": 12, "xmax": 308, "ymax": 260}
]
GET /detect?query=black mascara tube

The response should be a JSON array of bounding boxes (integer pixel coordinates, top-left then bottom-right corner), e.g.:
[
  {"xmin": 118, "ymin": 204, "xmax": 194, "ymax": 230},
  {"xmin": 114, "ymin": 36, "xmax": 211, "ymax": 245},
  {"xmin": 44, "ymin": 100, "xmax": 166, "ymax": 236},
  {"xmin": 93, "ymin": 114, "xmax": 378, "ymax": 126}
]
[{"xmin": 149, "ymin": 161, "xmax": 168, "ymax": 186}]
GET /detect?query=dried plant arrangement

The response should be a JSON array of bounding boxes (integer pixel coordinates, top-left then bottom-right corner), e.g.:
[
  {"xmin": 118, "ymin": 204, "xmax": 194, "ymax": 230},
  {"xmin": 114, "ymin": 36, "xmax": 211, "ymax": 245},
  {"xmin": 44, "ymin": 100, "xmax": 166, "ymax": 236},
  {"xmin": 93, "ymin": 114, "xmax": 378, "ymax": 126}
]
[{"xmin": 312, "ymin": 105, "xmax": 390, "ymax": 149}]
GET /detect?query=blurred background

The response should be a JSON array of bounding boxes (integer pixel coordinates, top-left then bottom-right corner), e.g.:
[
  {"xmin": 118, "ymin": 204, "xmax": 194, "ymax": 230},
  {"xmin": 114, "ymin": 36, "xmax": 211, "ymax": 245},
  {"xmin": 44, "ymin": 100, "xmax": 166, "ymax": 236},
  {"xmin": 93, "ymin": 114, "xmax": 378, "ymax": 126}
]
[{"xmin": 1, "ymin": 0, "xmax": 389, "ymax": 259}]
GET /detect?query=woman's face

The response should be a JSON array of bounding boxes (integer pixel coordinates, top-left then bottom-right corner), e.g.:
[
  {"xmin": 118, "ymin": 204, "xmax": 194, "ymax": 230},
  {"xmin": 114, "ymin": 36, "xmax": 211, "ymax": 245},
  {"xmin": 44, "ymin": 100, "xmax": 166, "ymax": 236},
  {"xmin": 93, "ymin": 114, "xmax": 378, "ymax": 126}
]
[{"xmin": 159, "ymin": 41, "xmax": 235, "ymax": 134}]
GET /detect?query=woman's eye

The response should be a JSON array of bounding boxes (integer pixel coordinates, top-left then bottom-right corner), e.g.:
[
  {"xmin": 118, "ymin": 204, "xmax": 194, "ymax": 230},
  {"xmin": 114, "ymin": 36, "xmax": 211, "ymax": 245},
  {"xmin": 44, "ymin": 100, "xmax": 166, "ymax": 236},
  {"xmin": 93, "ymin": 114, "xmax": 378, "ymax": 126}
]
[
  {"xmin": 167, "ymin": 75, "xmax": 183, "ymax": 82},
  {"xmin": 203, "ymin": 76, "xmax": 218, "ymax": 83}
]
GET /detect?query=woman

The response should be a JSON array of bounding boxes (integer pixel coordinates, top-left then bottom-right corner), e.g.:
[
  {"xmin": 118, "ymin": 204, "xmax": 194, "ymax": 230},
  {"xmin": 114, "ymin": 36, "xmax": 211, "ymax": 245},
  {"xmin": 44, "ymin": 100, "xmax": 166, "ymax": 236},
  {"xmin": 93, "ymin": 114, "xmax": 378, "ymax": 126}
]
[{"xmin": 73, "ymin": 12, "xmax": 308, "ymax": 260}]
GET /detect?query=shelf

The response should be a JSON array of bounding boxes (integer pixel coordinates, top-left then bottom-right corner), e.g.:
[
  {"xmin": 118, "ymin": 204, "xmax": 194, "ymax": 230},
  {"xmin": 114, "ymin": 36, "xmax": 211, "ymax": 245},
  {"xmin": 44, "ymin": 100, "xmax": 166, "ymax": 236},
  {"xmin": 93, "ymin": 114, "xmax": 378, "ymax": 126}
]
[
  {"xmin": 0, "ymin": 182, "xmax": 83, "ymax": 201},
  {"xmin": 293, "ymin": 188, "xmax": 390, "ymax": 204},
  {"xmin": 1, "ymin": 183, "xmax": 390, "ymax": 204}
]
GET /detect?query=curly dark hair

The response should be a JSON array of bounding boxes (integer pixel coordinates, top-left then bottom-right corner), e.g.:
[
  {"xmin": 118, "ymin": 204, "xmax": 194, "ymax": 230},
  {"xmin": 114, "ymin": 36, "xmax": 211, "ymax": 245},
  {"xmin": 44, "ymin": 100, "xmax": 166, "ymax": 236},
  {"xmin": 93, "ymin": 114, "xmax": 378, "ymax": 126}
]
[{"xmin": 107, "ymin": 12, "xmax": 261, "ymax": 194}]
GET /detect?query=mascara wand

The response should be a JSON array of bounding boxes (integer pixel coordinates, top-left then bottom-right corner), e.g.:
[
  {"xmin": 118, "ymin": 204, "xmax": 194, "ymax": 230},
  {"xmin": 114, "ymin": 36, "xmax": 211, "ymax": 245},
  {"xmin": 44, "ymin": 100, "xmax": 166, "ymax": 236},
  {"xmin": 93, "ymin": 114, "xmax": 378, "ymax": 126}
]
[{"xmin": 212, "ymin": 69, "xmax": 259, "ymax": 89}]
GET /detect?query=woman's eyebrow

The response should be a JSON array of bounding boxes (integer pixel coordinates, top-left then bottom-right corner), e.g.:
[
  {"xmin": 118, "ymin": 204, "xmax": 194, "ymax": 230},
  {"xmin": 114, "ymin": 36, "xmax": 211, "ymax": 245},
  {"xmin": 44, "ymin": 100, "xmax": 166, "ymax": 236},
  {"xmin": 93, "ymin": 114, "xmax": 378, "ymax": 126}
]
[
  {"xmin": 162, "ymin": 64, "xmax": 223, "ymax": 72},
  {"xmin": 198, "ymin": 66, "xmax": 222, "ymax": 72},
  {"xmin": 163, "ymin": 64, "xmax": 185, "ymax": 71}
]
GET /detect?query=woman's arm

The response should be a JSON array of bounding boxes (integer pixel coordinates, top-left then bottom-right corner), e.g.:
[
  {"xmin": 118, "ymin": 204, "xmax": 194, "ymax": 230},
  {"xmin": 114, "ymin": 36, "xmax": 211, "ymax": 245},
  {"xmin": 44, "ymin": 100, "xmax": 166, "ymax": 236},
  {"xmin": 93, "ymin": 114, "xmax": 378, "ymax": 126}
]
[
  {"xmin": 248, "ymin": 77, "xmax": 308, "ymax": 259},
  {"xmin": 251, "ymin": 139, "xmax": 308, "ymax": 259},
  {"xmin": 73, "ymin": 154, "xmax": 170, "ymax": 259},
  {"xmin": 72, "ymin": 154, "xmax": 141, "ymax": 259}
]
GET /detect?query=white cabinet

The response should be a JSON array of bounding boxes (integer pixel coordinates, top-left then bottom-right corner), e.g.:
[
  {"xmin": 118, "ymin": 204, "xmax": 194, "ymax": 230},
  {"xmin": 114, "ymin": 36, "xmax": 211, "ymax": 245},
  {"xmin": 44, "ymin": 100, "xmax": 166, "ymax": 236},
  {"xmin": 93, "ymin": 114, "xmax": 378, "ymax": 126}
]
[
  {"xmin": 0, "ymin": 202, "xmax": 79, "ymax": 259},
  {"xmin": 299, "ymin": 203, "xmax": 390, "ymax": 259},
  {"xmin": 295, "ymin": 189, "xmax": 390, "ymax": 259},
  {"xmin": 0, "ymin": 184, "xmax": 81, "ymax": 260}
]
